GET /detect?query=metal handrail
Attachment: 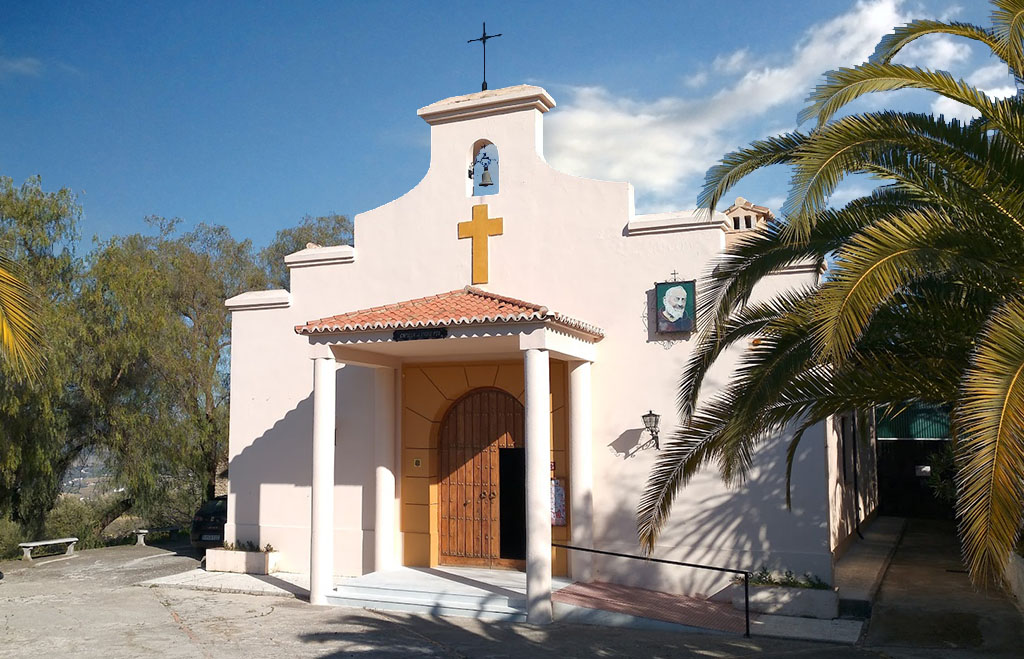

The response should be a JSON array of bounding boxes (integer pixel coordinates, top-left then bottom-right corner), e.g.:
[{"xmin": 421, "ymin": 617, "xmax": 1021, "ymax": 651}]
[{"xmin": 552, "ymin": 543, "xmax": 752, "ymax": 638}]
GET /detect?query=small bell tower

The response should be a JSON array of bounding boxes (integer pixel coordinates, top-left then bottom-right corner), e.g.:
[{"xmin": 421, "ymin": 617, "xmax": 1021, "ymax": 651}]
[
  {"xmin": 469, "ymin": 141, "xmax": 499, "ymax": 195},
  {"xmin": 417, "ymin": 85, "xmax": 556, "ymax": 198}
]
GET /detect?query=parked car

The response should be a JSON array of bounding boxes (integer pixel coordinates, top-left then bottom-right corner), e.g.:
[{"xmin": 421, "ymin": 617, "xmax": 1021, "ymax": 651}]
[{"xmin": 190, "ymin": 495, "xmax": 227, "ymax": 549}]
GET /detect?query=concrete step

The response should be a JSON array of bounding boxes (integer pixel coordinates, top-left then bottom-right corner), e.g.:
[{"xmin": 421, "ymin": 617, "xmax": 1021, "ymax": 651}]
[{"xmin": 327, "ymin": 579, "xmax": 528, "ymax": 621}]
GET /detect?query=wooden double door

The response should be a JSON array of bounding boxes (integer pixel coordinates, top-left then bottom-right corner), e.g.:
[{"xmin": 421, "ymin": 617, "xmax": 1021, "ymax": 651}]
[{"xmin": 439, "ymin": 388, "xmax": 527, "ymax": 568}]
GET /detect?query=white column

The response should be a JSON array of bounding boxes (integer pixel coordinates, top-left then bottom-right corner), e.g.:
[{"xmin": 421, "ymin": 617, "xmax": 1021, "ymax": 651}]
[
  {"xmin": 373, "ymin": 367, "xmax": 397, "ymax": 571},
  {"xmin": 568, "ymin": 360, "xmax": 594, "ymax": 583},
  {"xmin": 524, "ymin": 347, "xmax": 552, "ymax": 624},
  {"xmin": 309, "ymin": 356, "xmax": 337, "ymax": 606}
]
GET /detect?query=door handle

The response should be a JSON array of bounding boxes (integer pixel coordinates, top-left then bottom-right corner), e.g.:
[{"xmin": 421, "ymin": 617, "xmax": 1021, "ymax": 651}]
[{"xmin": 479, "ymin": 491, "xmax": 487, "ymax": 499}]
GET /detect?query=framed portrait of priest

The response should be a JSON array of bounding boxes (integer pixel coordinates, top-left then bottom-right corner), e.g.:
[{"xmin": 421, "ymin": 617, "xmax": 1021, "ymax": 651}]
[{"xmin": 655, "ymin": 280, "xmax": 696, "ymax": 333}]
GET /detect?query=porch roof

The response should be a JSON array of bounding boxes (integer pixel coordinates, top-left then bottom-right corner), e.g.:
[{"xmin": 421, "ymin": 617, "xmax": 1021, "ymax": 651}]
[{"xmin": 294, "ymin": 286, "xmax": 604, "ymax": 341}]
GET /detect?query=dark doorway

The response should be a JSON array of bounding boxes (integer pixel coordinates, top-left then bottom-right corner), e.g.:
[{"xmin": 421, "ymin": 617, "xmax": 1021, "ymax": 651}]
[
  {"xmin": 499, "ymin": 447, "xmax": 526, "ymax": 560},
  {"xmin": 877, "ymin": 439, "xmax": 954, "ymax": 519}
]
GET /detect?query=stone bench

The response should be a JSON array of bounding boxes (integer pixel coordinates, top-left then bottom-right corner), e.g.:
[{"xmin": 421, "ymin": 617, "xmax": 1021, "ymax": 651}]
[
  {"xmin": 134, "ymin": 526, "xmax": 181, "ymax": 546},
  {"xmin": 19, "ymin": 537, "xmax": 78, "ymax": 562}
]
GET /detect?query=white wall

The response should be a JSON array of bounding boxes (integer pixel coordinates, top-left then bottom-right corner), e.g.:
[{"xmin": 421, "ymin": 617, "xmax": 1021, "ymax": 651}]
[
  {"xmin": 226, "ymin": 85, "xmax": 832, "ymax": 588},
  {"xmin": 827, "ymin": 411, "xmax": 879, "ymax": 562}
]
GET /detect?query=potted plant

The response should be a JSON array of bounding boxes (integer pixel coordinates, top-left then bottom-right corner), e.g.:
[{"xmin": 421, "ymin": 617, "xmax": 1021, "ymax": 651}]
[
  {"xmin": 205, "ymin": 541, "xmax": 281, "ymax": 575},
  {"xmin": 731, "ymin": 566, "xmax": 838, "ymax": 619}
]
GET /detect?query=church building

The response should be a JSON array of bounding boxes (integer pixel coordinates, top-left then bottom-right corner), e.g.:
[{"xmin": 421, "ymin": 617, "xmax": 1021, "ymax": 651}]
[{"xmin": 225, "ymin": 85, "xmax": 875, "ymax": 623}]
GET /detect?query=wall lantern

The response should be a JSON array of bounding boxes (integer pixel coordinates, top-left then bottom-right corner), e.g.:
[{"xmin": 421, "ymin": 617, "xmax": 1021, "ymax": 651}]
[
  {"xmin": 468, "ymin": 152, "xmax": 496, "ymax": 187},
  {"xmin": 642, "ymin": 410, "xmax": 661, "ymax": 450}
]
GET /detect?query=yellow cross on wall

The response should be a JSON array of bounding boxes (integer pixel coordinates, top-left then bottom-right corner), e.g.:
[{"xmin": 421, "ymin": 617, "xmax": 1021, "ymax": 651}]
[{"xmin": 458, "ymin": 204, "xmax": 503, "ymax": 284}]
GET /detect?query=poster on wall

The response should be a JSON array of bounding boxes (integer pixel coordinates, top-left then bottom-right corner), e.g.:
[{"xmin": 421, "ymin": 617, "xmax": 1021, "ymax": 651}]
[
  {"xmin": 655, "ymin": 280, "xmax": 696, "ymax": 333},
  {"xmin": 551, "ymin": 478, "xmax": 566, "ymax": 526}
]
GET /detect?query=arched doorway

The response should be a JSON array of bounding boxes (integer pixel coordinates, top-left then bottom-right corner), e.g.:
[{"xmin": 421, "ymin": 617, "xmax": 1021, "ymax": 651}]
[{"xmin": 438, "ymin": 387, "xmax": 526, "ymax": 568}]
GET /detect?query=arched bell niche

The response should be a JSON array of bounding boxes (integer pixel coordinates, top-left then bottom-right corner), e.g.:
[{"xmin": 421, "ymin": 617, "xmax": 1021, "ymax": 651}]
[{"xmin": 468, "ymin": 139, "xmax": 499, "ymax": 196}]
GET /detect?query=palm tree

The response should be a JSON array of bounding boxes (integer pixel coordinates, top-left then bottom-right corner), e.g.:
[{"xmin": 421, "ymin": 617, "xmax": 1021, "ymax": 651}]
[
  {"xmin": 638, "ymin": 0, "xmax": 1024, "ymax": 586},
  {"xmin": 0, "ymin": 253, "xmax": 42, "ymax": 379}
]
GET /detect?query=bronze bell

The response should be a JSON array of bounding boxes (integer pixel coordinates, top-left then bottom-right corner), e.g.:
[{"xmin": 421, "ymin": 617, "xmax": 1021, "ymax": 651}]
[{"xmin": 479, "ymin": 166, "xmax": 494, "ymax": 187}]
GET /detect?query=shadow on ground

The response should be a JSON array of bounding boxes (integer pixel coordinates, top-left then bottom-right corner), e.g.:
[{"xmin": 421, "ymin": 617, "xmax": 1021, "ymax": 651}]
[
  {"xmin": 295, "ymin": 607, "xmax": 866, "ymax": 658},
  {"xmin": 862, "ymin": 518, "xmax": 1023, "ymax": 655}
]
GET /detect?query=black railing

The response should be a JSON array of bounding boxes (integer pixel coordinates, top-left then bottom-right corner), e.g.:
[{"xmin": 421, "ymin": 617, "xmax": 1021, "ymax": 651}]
[{"xmin": 552, "ymin": 543, "xmax": 752, "ymax": 637}]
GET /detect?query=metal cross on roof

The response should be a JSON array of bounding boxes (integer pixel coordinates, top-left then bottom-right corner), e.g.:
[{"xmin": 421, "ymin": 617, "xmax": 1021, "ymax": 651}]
[{"xmin": 467, "ymin": 22, "xmax": 502, "ymax": 92}]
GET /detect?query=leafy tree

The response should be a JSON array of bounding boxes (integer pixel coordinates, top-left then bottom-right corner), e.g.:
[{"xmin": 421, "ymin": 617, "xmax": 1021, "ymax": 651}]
[
  {"xmin": 0, "ymin": 192, "xmax": 269, "ymax": 535},
  {"xmin": 0, "ymin": 176, "xmax": 81, "ymax": 533},
  {"xmin": 0, "ymin": 181, "xmax": 351, "ymax": 537},
  {"xmin": 260, "ymin": 213, "xmax": 353, "ymax": 289},
  {"xmin": 75, "ymin": 218, "xmax": 266, "ymax": 518},
  {"xmin": 637, "ymin": 0, "xmax": 1024, "ymax": 585}
]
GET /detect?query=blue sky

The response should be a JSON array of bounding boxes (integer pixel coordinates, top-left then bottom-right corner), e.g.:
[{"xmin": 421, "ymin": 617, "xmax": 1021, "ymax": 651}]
[{"xmin": 0, "ymin": 1, "xmax": 1012, "ymax": 249}]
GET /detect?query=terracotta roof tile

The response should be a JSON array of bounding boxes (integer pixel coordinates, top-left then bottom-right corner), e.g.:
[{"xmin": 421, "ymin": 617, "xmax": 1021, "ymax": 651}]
[{"xmin": 295, "ymin": 286, "xmax": 603, "ymax": 339}]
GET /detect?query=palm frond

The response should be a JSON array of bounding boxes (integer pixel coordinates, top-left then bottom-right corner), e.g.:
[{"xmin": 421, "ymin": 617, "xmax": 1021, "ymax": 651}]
[
  {"xmin": 871, "ymin": 19, "xmax": 1009, "ymax": 69},
  {"xmin": 813, "ymin": 208, "xmax": 1010, "ymax": 363},
  {"xmin": 0, "ymin": 254, "xmax": 43, "ymax": 379},
  {"xmin": 783, "ymin": 112, "xmax": 1024, "ymax": 236},
  {"xmin": 643, "ymin": 0, "xmax": 1024, "ymax": 587},
  {"xmin": 954, "ymin": 294, "xmax": 1024, "ymax": 584},
  {"xmin": 992, "ymin": 0, "xmax": 1024, "ymax": 76},
  {"xmin": 800, "ymin": 62, "xmax": 1000, "ymax": 129},
  {"xmin": 697, "ymin": 204, "xmax": 880, "ymax": 336},
  {"xmin": 678, "ymin": 288, "xmax": 814, "ymax": 420},
  {"xmin": 698, "ymin": 132, "xmax": 806, "ymax": 215}
]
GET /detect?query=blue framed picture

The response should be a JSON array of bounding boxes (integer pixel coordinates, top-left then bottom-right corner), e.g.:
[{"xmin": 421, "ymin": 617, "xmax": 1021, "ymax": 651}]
[{"xmin": 655, "ymin": 280, "xmax": 696, "ymax": 333}]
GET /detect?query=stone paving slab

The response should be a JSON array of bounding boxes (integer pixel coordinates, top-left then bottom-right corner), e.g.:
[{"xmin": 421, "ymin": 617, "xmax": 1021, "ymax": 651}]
[
  {"xmin": 140, "ymin": 567, "xmax": 309, "ymax": 598},
  {"xmin": 835, "ymin": 516, "xmax": 906, "ymax": 616}
]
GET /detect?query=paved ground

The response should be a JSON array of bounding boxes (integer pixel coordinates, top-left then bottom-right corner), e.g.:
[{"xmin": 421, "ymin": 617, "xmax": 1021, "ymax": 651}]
[
  {"xmin": 146, "ymin": 564, "xmax": 864, "ymax": 642},
  {"xmin": 0, "ymin": 529, "xmax": 1020, "ymax": 658},
  {"xmin": 861, "ymin": 517, "xmax": 1024, "ymax": 657},
  {"xmin": 834, "ymin": 516, "xmax": 906, "ymax": 616},
  {"xmin": 0, "ymin": 542, "xmax": 866, "ymax": 658}
]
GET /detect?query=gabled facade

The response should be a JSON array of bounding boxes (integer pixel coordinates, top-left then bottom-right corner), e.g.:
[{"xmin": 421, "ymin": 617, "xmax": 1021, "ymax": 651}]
[{"xmin": 225, "ymin": 85, "xmax": 875, "ymax": 622}]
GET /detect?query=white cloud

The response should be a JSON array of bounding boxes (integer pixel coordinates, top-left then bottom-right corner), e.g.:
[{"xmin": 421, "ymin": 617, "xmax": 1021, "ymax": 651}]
[
  {"xmin": 930, "ymin": 95, "xmax": 975, "ymax": 122},
  {"xmin": 713, "ymin": 50, "xmax": 751, "ymax": 74},
  {"xmin": 761, "ymin": 196, "xmax": 786, "ymax": 213},
  {"xmin": 0, "ymin": 55, "xmax": 42, "ymax": 77},
  {"xmin": 896, "ymin": 35, "xmax": 971, "ymax": 70},
  {"xmin": 830, "ymin": 184, "xmax": 875, "ymax": 207},
  {"xmin": 930, "ymin": 61, "xmax": 1017, "ymax": 122},
  {"xmin": 721, "ymin": 0, "xmax": 907, "ymax": 111},
  {"xmin": 970, "ymin": 61, "xmax": 1015, "ymax": 88},
  {"xmin": 546, "ymin": 0, "xmax": 910, "ymax": 211},
  {"xmin": 684, "ymin": 70, "xmax": 708, "ymax": 88},
  {"xmin": 937, "ymin": 4, "xmax": 962, "ymax": 21}
]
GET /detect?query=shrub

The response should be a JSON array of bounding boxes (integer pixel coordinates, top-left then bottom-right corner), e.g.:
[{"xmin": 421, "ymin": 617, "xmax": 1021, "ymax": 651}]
[
  {"xmin": 744, "ymin": 565, "xmax": 831, "ymax": 590},
  {"xmin": 0, "ymin": 516, "xmax": 25, "ymax": 560},
  {"xmin": 221, "ymin": 540, "xmax": 274, "ymax": 553},
  {"xmin": 43, "ymin": 496, "xmax": 104, "ymax": 550}
]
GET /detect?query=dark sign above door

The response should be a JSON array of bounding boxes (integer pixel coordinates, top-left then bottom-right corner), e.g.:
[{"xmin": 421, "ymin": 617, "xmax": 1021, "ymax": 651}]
[{"xmin": 393, "ymin": 328, "xmax": 448, "ymax": 342}]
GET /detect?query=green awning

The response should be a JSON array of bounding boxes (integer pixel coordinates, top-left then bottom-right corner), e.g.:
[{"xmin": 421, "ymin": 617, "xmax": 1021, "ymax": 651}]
[{"xmin": 876, "ymin": 404, "xmax": 951, "ymax": 440}]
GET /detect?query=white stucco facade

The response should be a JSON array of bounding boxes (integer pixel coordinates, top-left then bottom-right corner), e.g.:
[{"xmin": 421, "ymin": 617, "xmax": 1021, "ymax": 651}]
[{"xmin": 225, "ymin": 85, "xmax": 869, "ymax": 614}]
